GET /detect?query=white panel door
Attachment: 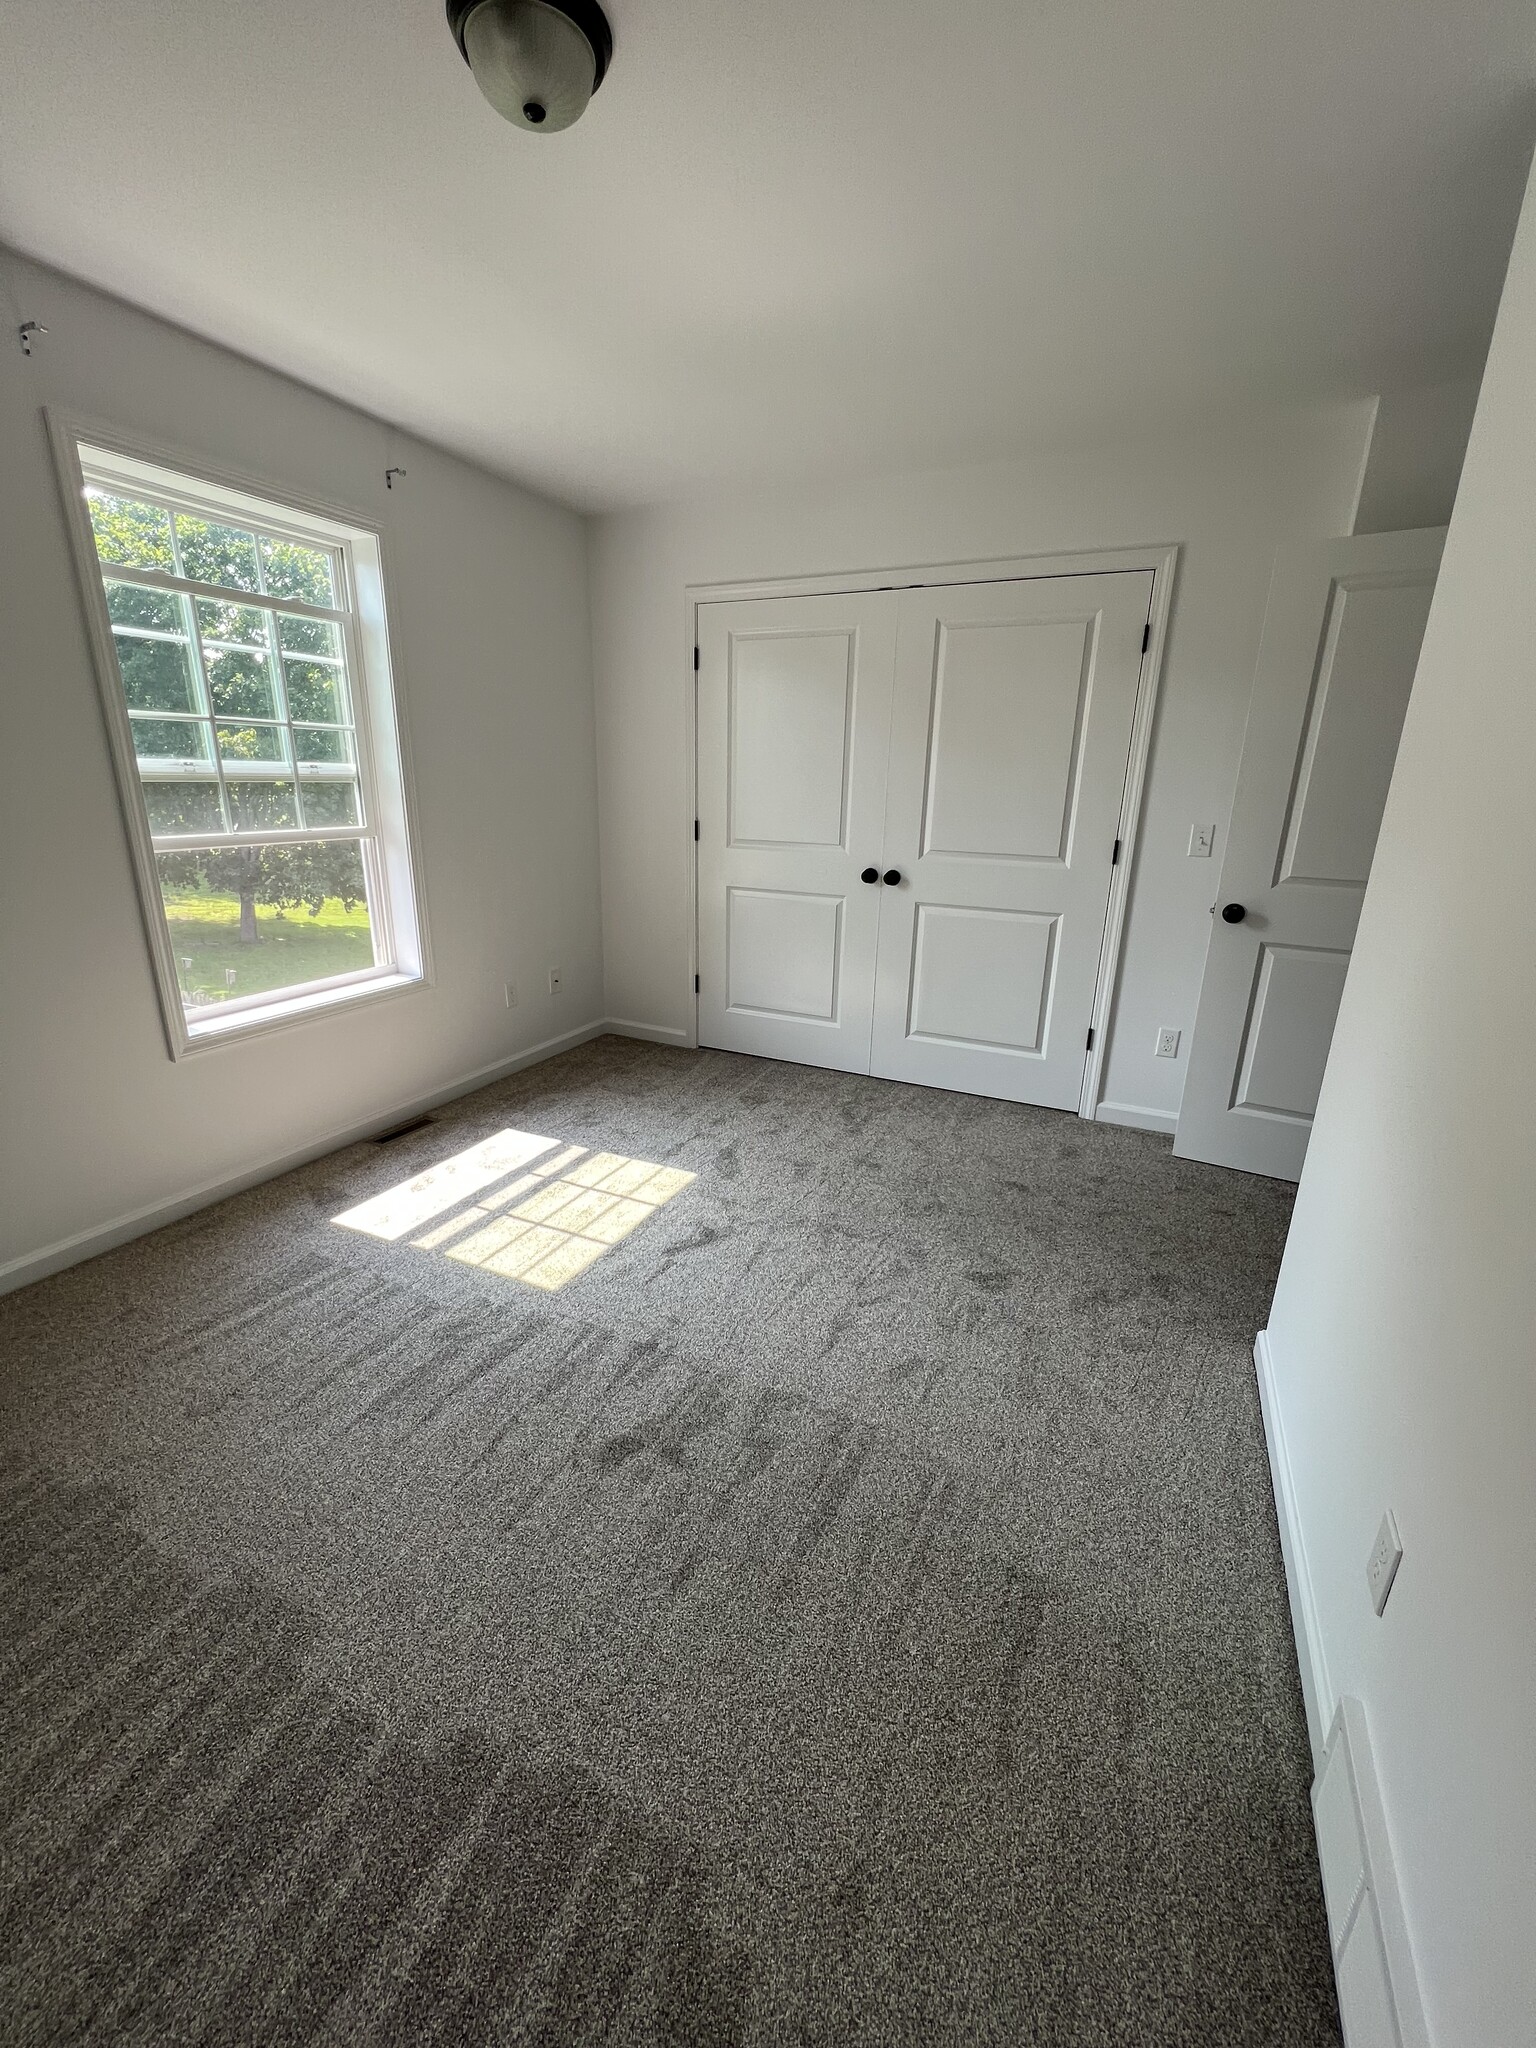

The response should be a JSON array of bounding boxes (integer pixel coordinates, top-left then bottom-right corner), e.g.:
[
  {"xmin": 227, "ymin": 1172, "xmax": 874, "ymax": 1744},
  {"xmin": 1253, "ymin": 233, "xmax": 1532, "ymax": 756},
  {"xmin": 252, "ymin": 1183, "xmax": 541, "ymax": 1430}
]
[
  {"xmin": 1175, "ymin": 529, "xmax": 1444, "ymax": 1179},
  {"xmin": 697, "ymin": 592, "xmax": 897, "ymax": 1071},
  {"xmin": 869, "ymin": 573, "xmax": 1153, "ymax": 1108}
]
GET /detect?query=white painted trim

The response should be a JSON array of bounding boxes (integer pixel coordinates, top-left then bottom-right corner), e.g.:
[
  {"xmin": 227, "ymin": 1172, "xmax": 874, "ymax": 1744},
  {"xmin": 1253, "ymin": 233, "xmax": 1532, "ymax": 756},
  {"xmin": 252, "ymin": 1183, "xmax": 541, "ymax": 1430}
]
[
  {"xmin": 0, "ymin": 1020, "xmax": 609, "ymax": 1297},
  {"xmin": 605, "ymin": 1017, "xmax": 691, "ymax": 1046},
  {"xmin": 1095, "ymin": 1100, "xmax": 1177, "ymax": 1136},
  {"xmin": 683, "ymin": 584, "xmax": 701, "ymax": 1049},
  {"xmin": 1079, "ymin": 548, "xmax": 1179, "ymax": 1119},
  {"xmin": 686, "ymin": 542, "xmax": 1182, "ymax": 607},
  {"xmin": 685, "ymin": 543, "xmax": 1180, "ymax": 1117},
  {"xmin": 1333, "ymin": 1696, "xmax": 1432, "ymax": 2048},
  {"xmin": 44, "ymin": 406, "xmax": 433, "ymax": 1061},
  {"xmin": 1255, "ymin": 1327, "xmax": 1334, "ymax": 1768},
  {"xmin": 44, "ymin": 401, "xmax": 399, "ymax": 545},
  {"xmin": 170, "ymin": 966, "xmax": 426, "ymax": 1050}
]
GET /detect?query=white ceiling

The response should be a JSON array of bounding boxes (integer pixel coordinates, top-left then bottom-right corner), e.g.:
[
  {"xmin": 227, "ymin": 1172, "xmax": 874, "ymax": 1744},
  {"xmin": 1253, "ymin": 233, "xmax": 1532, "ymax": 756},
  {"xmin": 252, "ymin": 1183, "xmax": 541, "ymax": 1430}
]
[{"xmin": 1, "ymin": 0, "xmax": 1531, "ymax": 510}]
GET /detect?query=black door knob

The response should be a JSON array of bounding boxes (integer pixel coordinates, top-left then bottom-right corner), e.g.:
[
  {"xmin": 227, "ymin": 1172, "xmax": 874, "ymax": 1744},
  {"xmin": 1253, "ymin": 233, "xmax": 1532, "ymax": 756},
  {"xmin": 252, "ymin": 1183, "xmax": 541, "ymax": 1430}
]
[
  {"xmin": 883, "ymin": 869, "xmax": 902, "ymax": 886},
  {"xmin": 860, "ymin": 867, "xmax": 879, "ymax": 884},
  {"xmin": 1221, "ymin": 902, "xmax": 1247, "ymax": 924}
]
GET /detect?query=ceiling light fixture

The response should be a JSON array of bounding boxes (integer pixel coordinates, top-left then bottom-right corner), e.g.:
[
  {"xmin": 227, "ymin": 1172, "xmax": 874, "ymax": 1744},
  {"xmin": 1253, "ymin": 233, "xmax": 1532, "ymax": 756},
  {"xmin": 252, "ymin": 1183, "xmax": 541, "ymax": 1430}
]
[{"xmin": 446, "ymin": 0, "xmax": 612, "ymax": 133}]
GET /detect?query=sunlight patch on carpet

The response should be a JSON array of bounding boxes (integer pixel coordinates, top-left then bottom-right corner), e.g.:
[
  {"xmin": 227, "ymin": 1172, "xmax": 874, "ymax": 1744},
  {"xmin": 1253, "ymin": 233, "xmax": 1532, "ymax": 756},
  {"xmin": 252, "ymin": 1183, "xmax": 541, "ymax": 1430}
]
[{"xmin": 333, "ymin": 1128, "xmax": 694, "ymax": 1290}]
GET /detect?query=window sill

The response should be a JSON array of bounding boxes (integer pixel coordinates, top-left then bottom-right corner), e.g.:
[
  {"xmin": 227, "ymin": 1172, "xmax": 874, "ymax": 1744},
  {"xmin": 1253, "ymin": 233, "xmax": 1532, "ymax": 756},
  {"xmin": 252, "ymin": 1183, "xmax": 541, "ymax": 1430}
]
[{"xmin": 177, "ymin": 968, "xmax": 425, "ymax": 1055}]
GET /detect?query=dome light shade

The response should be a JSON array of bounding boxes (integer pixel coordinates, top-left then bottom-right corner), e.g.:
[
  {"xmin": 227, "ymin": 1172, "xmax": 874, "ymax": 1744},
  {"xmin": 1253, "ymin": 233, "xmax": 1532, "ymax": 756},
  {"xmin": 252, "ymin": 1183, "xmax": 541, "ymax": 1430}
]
[{"xmin": 447, "ymin": 0, "xmax": 612, "ymax": 133}]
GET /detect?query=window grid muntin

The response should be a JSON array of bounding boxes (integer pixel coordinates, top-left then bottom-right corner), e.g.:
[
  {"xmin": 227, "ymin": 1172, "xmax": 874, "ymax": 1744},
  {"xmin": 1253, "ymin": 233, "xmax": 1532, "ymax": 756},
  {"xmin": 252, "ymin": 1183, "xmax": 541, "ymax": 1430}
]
[
  {"xmin": 88, "ymin": 464, "xmax": 358, "ymax": 588},
  {"xmin": 86, "ymin": 468, "xmax": 387, "ymax": 988},
  {"xmin": 101, "ymin": 556, "xmax": 350, "ymax": 623},
  {"xmin": 93, "ymin": 491, "xmax": 365, "ymax": 841},
  {"xmin": 64, "ymin": 425, "xmax": 423, "ymax": 1051}
]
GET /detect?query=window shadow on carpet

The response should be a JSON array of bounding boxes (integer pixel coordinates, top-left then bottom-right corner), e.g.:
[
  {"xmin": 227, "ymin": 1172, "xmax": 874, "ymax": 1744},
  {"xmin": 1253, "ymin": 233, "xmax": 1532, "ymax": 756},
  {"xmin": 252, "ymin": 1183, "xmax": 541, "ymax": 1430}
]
[{"xmin": 334, "ymin": 1127, "xmax": 695, "ymax": 1292}]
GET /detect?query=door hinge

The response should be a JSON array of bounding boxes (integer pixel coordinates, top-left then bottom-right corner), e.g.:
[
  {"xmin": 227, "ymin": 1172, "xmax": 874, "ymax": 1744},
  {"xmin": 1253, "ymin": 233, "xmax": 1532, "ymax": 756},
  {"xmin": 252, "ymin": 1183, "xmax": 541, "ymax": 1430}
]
[
  {"xmin": 693, "ymin": 645, "xmax": 700, "ymax": 670},
  {"xmin": 694, "ymin": 818, "xmax": 700, "ymax": 841},
  {"xmin": 1111, "ymin": 837, "xmax": 1122, "ymax": 865},
  {"xmin": 1085, "ymin": 1026, "xmax": 1095, "ymax": 1051},
  {"xmin": 694, "ymin": 973, "xmax": 700, "ymax": 994},
  {"xmin": 1141, "ymin": 621, "xmax": 1151, "ymax": 654}
]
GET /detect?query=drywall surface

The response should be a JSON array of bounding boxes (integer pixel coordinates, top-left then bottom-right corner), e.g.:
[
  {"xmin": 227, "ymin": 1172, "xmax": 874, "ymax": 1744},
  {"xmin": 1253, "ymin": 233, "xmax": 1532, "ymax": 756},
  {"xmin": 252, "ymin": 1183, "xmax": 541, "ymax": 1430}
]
[
  {"xmin": 0, "ymin": 251, "xmax": 602, "ymax": 1278},
  {"xmin": 1354, "ymin": 375, "xmax": 1482, "ymax": 534},
  {"xmin": 590, "ymin": 407, "xmax": 1377, "ymax": 1123},
  {"xmin": 5, "ymin": 0, "xmax": 1529, "ymax": 509},
  {"xmin": 1264, "ymin": 156, "xmax": 1536, "ymax": 2043}
]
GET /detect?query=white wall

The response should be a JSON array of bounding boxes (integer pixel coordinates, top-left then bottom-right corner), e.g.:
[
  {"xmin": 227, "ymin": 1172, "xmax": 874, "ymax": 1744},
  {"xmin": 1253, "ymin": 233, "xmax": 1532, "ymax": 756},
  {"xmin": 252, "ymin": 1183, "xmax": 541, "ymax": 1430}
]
[
  {"xmin": 590, "ymin": 406, "xmax": 1378, "ymax": 1122},
  {"xmin": 0, "ymin": 251, "xmax": 603, "ymax": 1283},
  {"xmin": 1354, "ymin": 375, "xmax": 1482, "ymax": 535},
  {"xmin": 1263, "ymin": 158, "xmax": 1536, "ymax": 2044}
]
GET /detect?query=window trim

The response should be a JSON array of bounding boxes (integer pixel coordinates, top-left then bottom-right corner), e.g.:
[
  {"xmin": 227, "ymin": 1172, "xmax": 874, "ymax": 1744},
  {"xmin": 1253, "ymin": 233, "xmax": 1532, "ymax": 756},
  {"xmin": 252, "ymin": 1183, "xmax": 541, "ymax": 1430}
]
[{"xmin": 48, "ymin": 409, "xmax": 432, "ymax": 1059}]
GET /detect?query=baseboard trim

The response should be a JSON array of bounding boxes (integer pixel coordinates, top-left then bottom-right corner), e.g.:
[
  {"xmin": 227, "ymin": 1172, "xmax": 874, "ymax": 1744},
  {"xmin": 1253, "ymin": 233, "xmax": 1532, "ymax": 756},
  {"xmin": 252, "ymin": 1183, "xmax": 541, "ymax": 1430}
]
[
  {"xmin": 1095, "ymin": 1100, "xmax": 1178, "ymax": 1135},
  {"xmin": 1255, "ymin": 1327, "xmax": 1333, "ymax": 1769},
  {"xmin": 0, "ymin": 1018, "xmax": 610, "ymax": 1298},
  {"xmin": 603, "ymin": 1017, "xmax": 691, "ymax": 1047}
]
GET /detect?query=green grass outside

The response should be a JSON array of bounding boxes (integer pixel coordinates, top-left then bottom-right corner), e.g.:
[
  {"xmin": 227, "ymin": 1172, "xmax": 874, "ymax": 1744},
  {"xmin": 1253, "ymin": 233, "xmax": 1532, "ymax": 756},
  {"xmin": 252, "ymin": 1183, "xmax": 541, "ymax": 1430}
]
[{"xmin": 161, "ymin": 886, "xmax": 374, "ymax": 1004}]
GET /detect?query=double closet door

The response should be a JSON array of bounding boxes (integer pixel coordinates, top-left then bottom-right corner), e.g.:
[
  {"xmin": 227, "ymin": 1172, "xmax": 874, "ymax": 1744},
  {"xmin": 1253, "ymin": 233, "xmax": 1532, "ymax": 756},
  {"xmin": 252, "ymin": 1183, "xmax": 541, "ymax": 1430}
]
[{"xmin": 696, "ymin": 570, "xmax": 1153, "ymax": 1111}]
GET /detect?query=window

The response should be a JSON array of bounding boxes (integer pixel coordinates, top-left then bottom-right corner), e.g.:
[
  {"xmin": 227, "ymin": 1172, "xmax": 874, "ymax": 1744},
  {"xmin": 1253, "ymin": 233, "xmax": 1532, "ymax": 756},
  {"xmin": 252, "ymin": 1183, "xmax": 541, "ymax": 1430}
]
[{"xmin": 55, "ymin": 425, "xmax": 426, "ymax": 1054}]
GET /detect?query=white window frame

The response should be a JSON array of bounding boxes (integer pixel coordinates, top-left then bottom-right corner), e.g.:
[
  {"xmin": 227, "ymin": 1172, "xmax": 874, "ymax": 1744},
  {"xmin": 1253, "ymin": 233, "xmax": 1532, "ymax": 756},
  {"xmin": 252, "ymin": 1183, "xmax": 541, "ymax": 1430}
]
[{"xmin": 49, "ymin": 411, "xmax": 431, "ymax": 1059}]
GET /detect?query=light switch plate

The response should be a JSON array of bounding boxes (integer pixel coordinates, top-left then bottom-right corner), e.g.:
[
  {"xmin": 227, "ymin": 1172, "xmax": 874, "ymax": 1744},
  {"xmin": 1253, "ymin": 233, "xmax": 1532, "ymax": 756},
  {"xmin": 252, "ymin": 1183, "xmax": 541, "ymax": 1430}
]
[
  {"xmin": 1188, "ymin": 823, "xmax": 1215, "ymax": 858},
  {"xmin": 1366, "ymin": 1511, "xmax": 1402, "ymax": 1616},
  {"xmin": 504, "ymin": 981, "xmax": 518, "ymax": 1008},
  {"xmin": 548, "ymin": 966, "xmax": 563, "ymax": 996}
]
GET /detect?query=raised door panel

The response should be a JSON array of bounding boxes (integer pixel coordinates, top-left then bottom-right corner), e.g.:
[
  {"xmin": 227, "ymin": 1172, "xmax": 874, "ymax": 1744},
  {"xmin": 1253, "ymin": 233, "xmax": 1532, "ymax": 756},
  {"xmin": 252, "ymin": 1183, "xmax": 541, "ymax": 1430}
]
[
  {"xmin": 1311, "ymin": 1738, "xmax": 1367, "ymax": 1950},
  {"xmin": 1335, "ymin": 1892, "xmax": 1402, "ymax": 2048},
  {"xmin": 907, "ymin": 904, "xmax": 1058, "ymax": 1053},
  {"xmin": 921, "ymin": 616, "xmax": 1092, "ymax": 861},
  {"xmin": 730, "ymin": 630, "xmax": 853, "ymax": 848},
  {"xmin": 1279, "ymin": 576, "xmax": 1436, "ymax": 888},
  {"xmin": 1232, "ymin": 945, "xmax": 1350, "ymax": 1122},
  {"xmin": 871, "ymin": 570, "xmax": 1152, "ymax": 1110},
  {"xmin": 726, "ymin": 889, "xmax": 842, "ymax": 1022},
  {"xmin": 696, "ymin": 590, "xmax": 896, "ymax": 1074},
  {"xmin": 1175, "ymin": 528, "xmax": 1444, "ymax": 1180}
]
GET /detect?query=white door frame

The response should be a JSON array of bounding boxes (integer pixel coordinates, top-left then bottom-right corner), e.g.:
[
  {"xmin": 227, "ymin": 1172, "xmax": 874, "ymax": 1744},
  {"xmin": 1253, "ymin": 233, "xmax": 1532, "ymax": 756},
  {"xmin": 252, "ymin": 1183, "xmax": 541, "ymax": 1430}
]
[
  {"xmin": 684, "ymin": 543, "xmax": 1180, "ymax": 1119},
  {"xmin": 1174, "ymin": 526, "xmax": 1444, "ymax": 1178}
]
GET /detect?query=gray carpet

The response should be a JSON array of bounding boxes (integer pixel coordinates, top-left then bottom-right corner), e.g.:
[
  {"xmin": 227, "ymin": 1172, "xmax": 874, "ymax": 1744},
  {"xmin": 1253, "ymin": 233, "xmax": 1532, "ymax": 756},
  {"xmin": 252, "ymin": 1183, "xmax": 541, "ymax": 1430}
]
[{"xmin": 0, "ymin": 1036, "xmax": 1340, "ymax": 2046}]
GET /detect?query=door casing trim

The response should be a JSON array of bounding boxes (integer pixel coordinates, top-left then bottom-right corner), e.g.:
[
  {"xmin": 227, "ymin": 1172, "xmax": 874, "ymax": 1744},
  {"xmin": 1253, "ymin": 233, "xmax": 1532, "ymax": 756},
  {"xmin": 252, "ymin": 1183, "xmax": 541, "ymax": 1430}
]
[{"xmin": 685, "ymin": 543, "xmax": 1181, "ymax": 1120}]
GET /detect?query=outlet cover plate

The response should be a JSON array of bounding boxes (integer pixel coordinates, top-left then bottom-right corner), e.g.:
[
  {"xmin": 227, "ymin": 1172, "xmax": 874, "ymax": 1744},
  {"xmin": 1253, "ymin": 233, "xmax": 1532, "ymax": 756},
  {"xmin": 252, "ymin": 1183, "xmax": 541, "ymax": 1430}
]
[
  {"xmin": 1366, "ymin": 1510, "xmax": 1402, "ymax": 1616},
  {"xmin": 1156, "ymin": 1027, "xmax": 1181, "ymax": 1058}
]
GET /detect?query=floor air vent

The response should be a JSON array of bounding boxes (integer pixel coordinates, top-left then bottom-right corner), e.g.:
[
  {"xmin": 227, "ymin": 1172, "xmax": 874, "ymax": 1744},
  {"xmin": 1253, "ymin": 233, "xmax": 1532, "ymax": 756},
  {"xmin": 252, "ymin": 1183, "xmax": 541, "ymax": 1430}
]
[{"xmin": 372, "ymin": 1115, "xmax": 435, "ymax": 1145}]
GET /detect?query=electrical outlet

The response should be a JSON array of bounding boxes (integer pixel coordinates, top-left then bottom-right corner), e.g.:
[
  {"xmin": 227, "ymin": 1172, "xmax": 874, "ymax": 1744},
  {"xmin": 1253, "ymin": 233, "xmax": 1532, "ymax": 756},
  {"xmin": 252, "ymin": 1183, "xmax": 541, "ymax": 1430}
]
[
  {"xmin": 1366, "ymin": 1510, "xmax": 1403, "ymax": 1616},
  {"xmin": 1188, "ymin": 823, "xmax": 1215, "ymax": 859},
  {"xmin": 503, "ymin": 981, "xmax": 517, "ymax": 1009},
  {"xmin": 547, "ymin": 966, "xmax": 562, "ymax": 996},
  {"xmin": 1156, "ymin": 1027, "xmax": 1181, "ymax": 1059}
]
